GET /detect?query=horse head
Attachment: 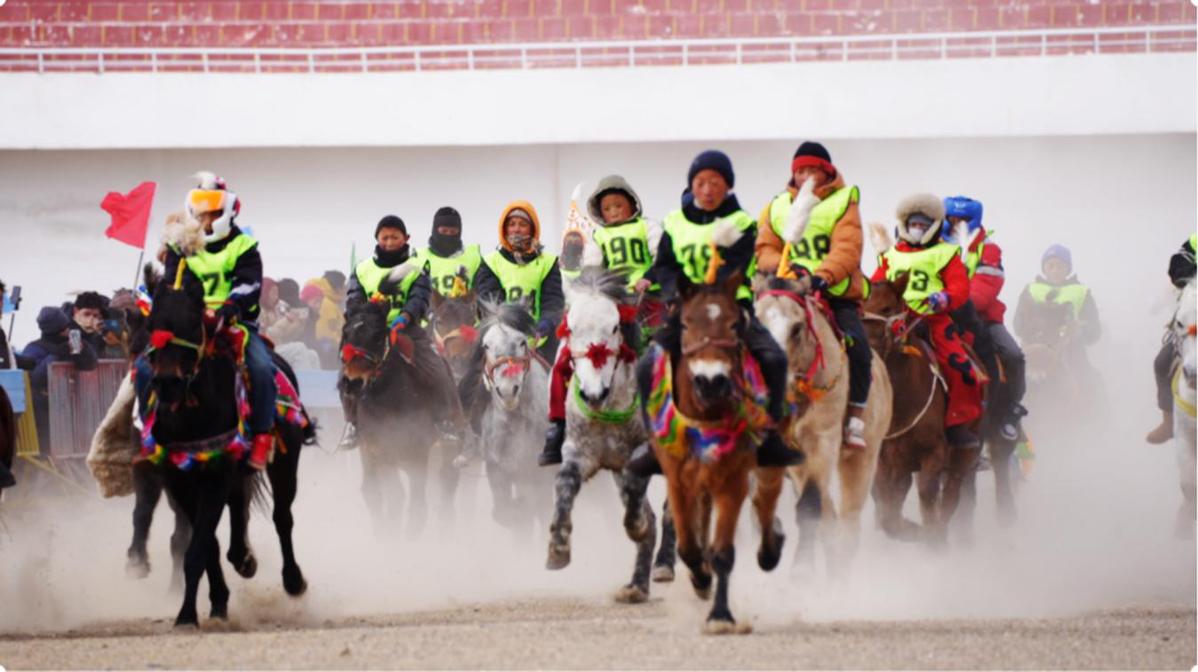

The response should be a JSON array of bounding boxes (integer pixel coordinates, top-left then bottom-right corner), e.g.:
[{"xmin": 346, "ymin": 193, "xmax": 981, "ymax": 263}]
[
  {"xmin": 429, "ymin": 286, "xmax": 479, "ymax": 379},
  {"xmin": 1174, "ymin": 279, "xmax": 1197, "ymax": 390},
  {"xmin": 862, "ymin": 273, "xmax": 910, "ymax": 360},
  {"xmin": 146, "ymin": 264, "xmax": 209, "ymax": 409},
  {"xmin": 340, "ymin": 299, "xmax": 391, "ymax": 382},
  {"xmin": 478, "ymin": 300, "xmax": 536, "ymax": 412},
  {"xmin": 564, "ymin": 267, "xmax": 633, "ymax": 408},
  {"xmin": 754, "ymin": 274, "xmax": 813, "ymax": 368},
  {"xmin": 677, "ymin": 268, "xmax": 744, "ymax": 416}
]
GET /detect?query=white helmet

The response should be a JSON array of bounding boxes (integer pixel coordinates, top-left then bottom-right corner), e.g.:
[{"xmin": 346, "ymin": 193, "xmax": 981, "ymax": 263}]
[
  {"xmin": 894, "ymin": 193, "xmax": 945, "ymax": 246},
  {"xmin": 185, "ymin": 171, "xmax": 240, "ymax": 243}
]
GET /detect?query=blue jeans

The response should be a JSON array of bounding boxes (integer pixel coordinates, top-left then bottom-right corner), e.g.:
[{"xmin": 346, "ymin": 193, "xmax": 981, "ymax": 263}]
[{"xmin": 134, "ymin": 329, "xmax": 277, "ymax": 435}]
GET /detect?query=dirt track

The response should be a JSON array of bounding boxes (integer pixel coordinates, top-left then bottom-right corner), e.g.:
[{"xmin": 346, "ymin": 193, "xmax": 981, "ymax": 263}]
[{"xmin": 0, "ymin": 596, "xmax": 1193, "ymax": 670}]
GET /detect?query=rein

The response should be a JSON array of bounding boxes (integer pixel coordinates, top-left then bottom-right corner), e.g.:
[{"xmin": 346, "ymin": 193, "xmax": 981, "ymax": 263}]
[
  {"xmin": 484, "ymin": 354, "xmax": 532, "ymax": 388},
  {"xmin": 763, "ymin": 289, "xmax": 839, "ymax": 401}
]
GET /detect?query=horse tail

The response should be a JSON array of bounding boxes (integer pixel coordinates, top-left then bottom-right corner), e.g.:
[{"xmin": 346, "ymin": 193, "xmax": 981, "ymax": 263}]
[{"xmin": 245, "ymin": 469, "xmax": 272, "ymax": 517}]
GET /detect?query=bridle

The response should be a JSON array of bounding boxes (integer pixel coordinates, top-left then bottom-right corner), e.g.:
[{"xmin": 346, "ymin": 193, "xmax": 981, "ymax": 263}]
[{"xmin": 761, "ymin": 288, "xmax": 840, "ymax": 402}]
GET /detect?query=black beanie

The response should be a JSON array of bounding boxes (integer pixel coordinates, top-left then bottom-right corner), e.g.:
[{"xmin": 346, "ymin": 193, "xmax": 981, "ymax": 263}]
[
  {"xmin": 687, "ymin": 149, "xmax": 735, "ymax": 189},
  {"xmin": 432, "ymin": 206, "xmax": 462, "ymax": 231},
  {"xmin": 375, "ymin": 215, "xmax": 406, "ymax": 237},
  {"xmin": 792, "ymin": 140, "xmax": 832, "ymax": 163}
]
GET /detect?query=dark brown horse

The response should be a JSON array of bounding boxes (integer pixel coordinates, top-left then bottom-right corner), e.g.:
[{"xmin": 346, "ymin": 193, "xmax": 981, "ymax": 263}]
[
  {"xmin": 428, "ymin": 285, "xmax": 478, "ymax": 382},
  {"xmin": 650, "ymin": 270, "xmax": 786, "ymax": 634},
  {"xmin": 862, "ymin": 275, "xmax": 981, "ymax": 547}
]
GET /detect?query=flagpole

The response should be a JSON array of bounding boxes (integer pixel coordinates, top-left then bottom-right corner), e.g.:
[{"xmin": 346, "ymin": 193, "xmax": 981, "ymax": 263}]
[{"xmin": 132, "ymin": 249, "xmax": 145, "ymax": 289}]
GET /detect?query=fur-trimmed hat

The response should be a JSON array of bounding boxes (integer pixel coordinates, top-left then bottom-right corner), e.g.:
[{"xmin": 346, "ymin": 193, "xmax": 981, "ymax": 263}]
[{"xmin": 895, "ymin": 193, "xmax": 945, "ymax": 246}]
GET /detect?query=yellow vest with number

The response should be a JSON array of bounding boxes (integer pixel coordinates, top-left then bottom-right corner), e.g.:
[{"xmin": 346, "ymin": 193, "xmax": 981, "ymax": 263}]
[
  {"xmin": 663, "ymin": 209, "xmax": 756, "ymax": 302},
  {"xmin": 1026, "ymin": 281, "xmax": 1088, "ymax": 319},
  {"xmin": 592, "ymin": 218, "xmax": 656, "ymax": 288},
  {"xmin": 355, "ymin": 258, "xmax": 422, "ymax": 324},
  {"xmin": 768, "ymin": 185, "xmax": 858, "ymax": 296},
  {"xmin": 180, "ymin": 233, "xmax": 259, "ymax": 312},
  {"xmin": 415, "ymin": 244, "xmax": 482, "ymax": 297},
  {"xmin": 881, "ymin": 242, "xmax": 960, "ymax": 314},
  {"xmin": 483, "ymin": 250, "xmax": 557, "ymax": 321}
]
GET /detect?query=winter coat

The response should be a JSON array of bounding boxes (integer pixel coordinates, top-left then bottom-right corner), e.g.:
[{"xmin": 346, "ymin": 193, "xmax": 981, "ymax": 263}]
[
  {"xmin": 305, "ymin": 277, "xmax": 345, "ymax": 343},
  {"xmin": 965, "ymin": 234, "xmax": 1007, "ymax": 324},
  {"xmin": 871, "ymin": 241, "xmax": 972, "ymax": 313},
  {"xmin": 755, "ymin": 172, "xmax": 868, "ymax": 301},
  {"xmin": 162, "ymin": 224, "xmax": 264, "ymax": 326},
  {"xmin": 648, "ymin": 191, "xmax": 756, "ymax": 307},
  {"xmin": 345, "ymin": 244, "xmax": 433, "ymax": 325},
  {"xmin": 18, "ymin": 333, "xmax": 98, "ymax": 401}
]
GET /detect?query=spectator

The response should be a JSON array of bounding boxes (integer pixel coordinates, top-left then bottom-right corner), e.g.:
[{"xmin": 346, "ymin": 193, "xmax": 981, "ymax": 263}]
[
  {"xmin": 303, "ymin": 276, "xmax": 345, "ymax": 344},
  {"xmin": 259, "ymin": 277, "xmax": 282, "ymax": 334},
  {"xmin": 71, "ymin": 291, "xmax": 109, "ymax": 356},
  {"xmin": 0, "ymin": 280, "xmax": 12, "ymax": 370},
  {"xmin": 17, "ymin": 306, "xmax": 97, "ymax": 450},
  {"xmin": 323, "ymin": 270, "xmax": 347, "ymax": 308}
]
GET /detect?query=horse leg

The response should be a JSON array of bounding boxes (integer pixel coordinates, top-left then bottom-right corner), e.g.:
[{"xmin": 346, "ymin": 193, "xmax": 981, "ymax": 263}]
[
  {"xmin": 224, "ymin": 472, "xmax": 258, "ymax": 579},
  {"xmin": 205, "ymin": 525, "xmax": 231, "ymax": 621},
  {"xmin": 704, "ymin": 468, "xmax": 750, "ymax": 635},
  {"xmin": 835, "ymin": 441, "xmax": 875, "ymax": 575},
  {"xmin": 989, "ymin": 436, "xmax": 1017, "ymax": 527},
  {"xmin": 794, "ymin": 478, "xmax": 822, "ymax": 571},
  {"xmin": 174, "ymin": 472, "xmax": 231, "ymax": 627},
  {"xmin": 915, "ymin": 462, "xmax": 945, "ymax": 547},
  {"xmin": 941, "ymin": 446, "xmax": 981, "ymax": 547},
  {"xmin": 665, "ymin": 472, "xmax": 710, "ymax": 600},
  {"xmin": 485, "ymin": 461, "xmax": 516, "ymax": 531},
  {"xmin": 167, "ymin": 491, "xmax": 191, "ymax": 594},
  {"xmin": 752, "ymin": 467, "xmax": 786, "ymax": 572},
  {"xmin": 613, "ymin": 470, "xmax": 656, "ymax": 603},
  {"xmin": 126, "ymin": 466, "xmax": 161, "ymax": 579},
  {"xmin": 437, "ymin": 442, "xmax": 461, "ymax": 534},
  {"xmin": 405, "ymin": 451, "xmax": 429, "ymax": 540},
  {"xmin": 269, "ymin": 443, "xmax": 307, "ymax": 597},
  {"xmin": 547, "ymin": 456, "xmax": 583, "ymax": 570},
  {"xmin": 877, "ymin": 465, "xmax": 919, "ymax": 542},
  {"xmin": 652, "ymin": 497, "xmax": 677, "ymax": 582},
  {"xmin": 359, "ymin": 446, "xmax": 387, "ymax": 535}
]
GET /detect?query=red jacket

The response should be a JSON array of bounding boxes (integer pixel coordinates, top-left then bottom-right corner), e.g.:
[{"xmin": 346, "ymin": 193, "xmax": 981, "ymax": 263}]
[
  {"xmin": 966, "ymin": 235, "xmax": 1007, "ymax": 324},
  {"xmin": 871, "ymin": 242, "xmax": 971, "ymax": 313}
]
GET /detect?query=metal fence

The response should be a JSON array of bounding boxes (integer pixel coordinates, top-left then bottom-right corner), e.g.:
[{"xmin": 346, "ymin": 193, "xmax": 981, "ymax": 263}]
[
  {"xmin": 0, "ymin": 25, "xmax": 1191, "ymax": 74},
  {"xmin": 46, "ymin": 359, "xmax": 128, "ymax": 458}
]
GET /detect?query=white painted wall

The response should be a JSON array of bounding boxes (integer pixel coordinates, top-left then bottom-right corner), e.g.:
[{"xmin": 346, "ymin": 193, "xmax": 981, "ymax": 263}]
[
  {"xmin": 0, "ymin": 52, "xmax": 1192, "ymax": 150},
  {"xmin": 1, "ymin": 133, "xmax": 1194, "ymax": 351}
]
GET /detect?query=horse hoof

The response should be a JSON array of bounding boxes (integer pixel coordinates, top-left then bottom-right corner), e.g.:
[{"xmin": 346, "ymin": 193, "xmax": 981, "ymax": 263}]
[
  {"xmin": 651, "ymin": 565, "xmax": 675, "ymax": 583},
  {"xmin": 283, "ymin": 570, "xmax": 308, "ymax": 597},
  {"xmin": 125, "ymin": 559, "xmax": 151, "ymax": 580},
  {"xmin": 690, "ymin": 573, "xmax": 712, "ymax": 600},
  {"xmin": 210, "ymin": 604, "xmax": 229, "ymax": 621},
  {"xmin": 613, "ymin": 584, "xmax": 649, "ymax": 604},
  {"xmin": 234, "ymin": 553, "xmax": 258, "ymax": 579},
  {"xmin": 546, "ymin": 543, "xmax": 571, "ymax": 571},
  {"xmin": 623, "ymin": 510, "xmax": 650, "ymax": 543},
  {"xmin": 703, "ymin": 618, "xmax": 751, "ymax": 636},
  {"xmin": 174, "ymin": 611, "xmax": 199, "ymax": 629},
  {"xmin": 757, "ymin": 545, "xmax": 782, "ymax": 572}
]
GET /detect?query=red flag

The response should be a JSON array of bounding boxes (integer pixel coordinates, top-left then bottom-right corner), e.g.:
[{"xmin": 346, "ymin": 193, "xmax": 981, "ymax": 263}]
[{"xmin": 100, "ymin": 181, "xmax": 156, "ymax": 249}]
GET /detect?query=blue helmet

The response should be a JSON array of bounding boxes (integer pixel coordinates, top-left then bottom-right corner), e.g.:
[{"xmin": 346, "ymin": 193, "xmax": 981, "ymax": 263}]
[{"xmin": 942, "ymin": 195, "xmax": 983, "ymax": 240}]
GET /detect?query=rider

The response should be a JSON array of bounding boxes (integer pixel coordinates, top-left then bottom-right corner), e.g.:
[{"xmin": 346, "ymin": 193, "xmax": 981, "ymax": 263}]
[
  {"xmin": 139, "ymin": 172, "xmax": 277, "ymax": 470},
  {"xmin": 871, "ymin": 193, "xmax": 983, "ymax": 449},
  {"xmin": 538, "ymin": 175, "xmax": 654, "ymax": 467},
  {"xmin": 340, "ymin": 215, "xmax": 450, "ymax": 449},
  {"xmin": 755, "ymin": 141, "xmax": 873, "ymax": 450},
  {"xmin": 1013, "ymin": 244, "xmax": 1101, "ymax": 391},
  {"xmin": 413, "ymin": 206, "xmax": 483, "ymax": 297},
  {"xmin": 1146, "ymin": 233, "xmax": 1196, "ymax": 443},
  {"xmin": 627, "ymin": 149, "xmax": 801, "ymax": 475},
  {"xmin": 459, "ymin": 201, "xmax": 564, "ymax": 436},
  {"xmin": 942, "ymin": 195, "xmax": 1028, "ymax": 441}
]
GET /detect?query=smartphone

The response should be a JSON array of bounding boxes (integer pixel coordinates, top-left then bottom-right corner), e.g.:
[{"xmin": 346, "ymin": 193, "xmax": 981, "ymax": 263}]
[{"xmin": 68, "ymin": 329, "xmax": 83, "ymax": 354}]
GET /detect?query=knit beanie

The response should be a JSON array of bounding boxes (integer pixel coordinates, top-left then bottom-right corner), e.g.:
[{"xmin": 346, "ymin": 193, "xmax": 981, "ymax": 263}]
[
  {"xmin": 375, "ymin": 215, "xmax": 407, "ymax": 237},
  {"xmin": 37, "ymin": 306, "xmax": 70, "ymax": 335},
  {"xmin": 791, "ymin": 141, "xmax": 837, "ymax": 178},
  {"xmin": 687, "ymin": 150, "xmax": 735, "ymax": 189}
]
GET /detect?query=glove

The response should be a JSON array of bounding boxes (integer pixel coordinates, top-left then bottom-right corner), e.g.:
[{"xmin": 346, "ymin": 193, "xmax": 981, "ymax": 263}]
[
  {"xmin": 809, "ymin": 275, "xmax": 828, "ymax": 293},
  {"xmin": 535, "ymin": 319, "xmax": 554, "ymax": 339},
  {"xmin": 388, "ymin": 313, "xmax": 411, "ymax": 344},
  {"xmin": 927, "ymin": 291, "xmax": 951, "ymax": 314}
]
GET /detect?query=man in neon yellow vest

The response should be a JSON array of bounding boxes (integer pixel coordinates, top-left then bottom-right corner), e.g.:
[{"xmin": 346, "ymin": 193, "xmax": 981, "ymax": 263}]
[
  {"xmin": 1013, "ymin": 244, "xmax": 1102, "ymax": 395},
  {"xmin": 413, "ymin": 207, "xmax": 482, "ymax": 298},
  {"xmin": 458, "ymin": 201, "xmax": 564, "ymax": 437},
  {"xmin": 1147, "ymin": 234, "xmax": 1196, "ymax": 443},
  {"xmin": 137, "ymin": 172, "xmax": 278, "ymax": 470},
  {"xmin": 339, "ymin": 215, "xmax": 445, "ymax": 449},
  {"xmin": 871, "ymin": 193, "xmax": 983, "ymax": 449},
  {"xmin": 755, "ymin": 141, "xmax": 872, "ymax": 450},
  {"xmin": 626, "ymin": 150, "xmax": 800, "ymax": 476}
]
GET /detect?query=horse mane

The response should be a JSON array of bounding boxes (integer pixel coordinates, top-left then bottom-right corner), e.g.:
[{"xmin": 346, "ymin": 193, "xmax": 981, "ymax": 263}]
[
  {"xmin": 567, "ymin": 266, "xmax": 629, "ymax": 305},
  {"xmin": 478, "ymin": 300, "xmax": 536, "ymax": 337}
]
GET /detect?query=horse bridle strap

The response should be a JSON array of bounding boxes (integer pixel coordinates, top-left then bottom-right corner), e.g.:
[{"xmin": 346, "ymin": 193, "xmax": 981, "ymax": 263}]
[
  {"xmin": 485, "ymin": 354, "xmax": 531, "ymax": 385},
  {"xmin": 681, "ymin": 336, "xmax": 740, "ymax": 357},
  {"xmin": 884, "ymin": 360, "xmax": 947, "ymax": 440}
]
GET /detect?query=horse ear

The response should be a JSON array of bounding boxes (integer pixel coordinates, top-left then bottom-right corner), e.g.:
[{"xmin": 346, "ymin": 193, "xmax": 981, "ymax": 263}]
[
  {"xmin": 751, "ymin": 272, "xmax": 771, "ymax": 297},
  {"xmin": 676, "ymin": 271, "xmax": 697, "ymax": 302},
  {"xmin": 892, "ymin": 271, "xmax": 910, "ymax": 296},
  {"xmin": 722, "ymin": 267, "xmax": 745, "ymax": 300}
]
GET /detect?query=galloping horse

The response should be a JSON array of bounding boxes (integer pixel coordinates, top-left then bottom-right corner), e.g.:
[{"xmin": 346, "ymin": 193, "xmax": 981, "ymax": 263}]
[
  {"xmin": 545, "ymin": 268, "xmax": 674, "ymax": 603},
  {"xmin": 428, "ymin": 271, "xmax": 479, "ymax": 381},
  {"xmin": 474, "ymin": 301, "xmax": 553, "ymax": 540},
  {"xmin": 755, "ymin": 275, "xmax": 891, "ymax": 573},
  {"xmin": 862, "ymin": 275, "xmax": 981, "ymax": 546},
  {"xmin": 648, "ymin": 269, "xmax": 786, "ymax": 634},
  {"xmin": 340, "ymin": 296, "xmax": 457, "ymax": 537},
  {"xmin": 144, "ymin": 262, "xmax": 310, "ymax": 626},
  {"xmin": 1170, "ymin": 279, "xmax": 1196, "ymax": 538}
]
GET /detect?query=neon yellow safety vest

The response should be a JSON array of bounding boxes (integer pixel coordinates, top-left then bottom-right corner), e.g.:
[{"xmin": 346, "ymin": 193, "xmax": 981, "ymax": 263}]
[
  {"xmin": 592, "ymin": 218, "xmax": 656, "ymax": 288},
  {"xmin": 1189, "ymin": 233, "xmax": 1197, "ymax": 251},
  {"xmin": 881, "ymin": 242, "xmax": 960, "ymax": 314},
  {"xmin": 961, "ymin": 230, "xmax": 996, "ymax": 278},
  {"xmin": 1026, "ymin": 281, "xmax": 1089, "ymax": 319},
  {"xmin": 355, "ymin": 258, "xmax": 423, "ymax": 324},
  {"xmin": 663, "ymin": 209, "xmax": 756, "ymax": 302},
  {"xmin": 415, "ymin": 244, "xmax": 482, "ymax": 297},
  {"xmin": 768, "ymin": 185, "xmax": 858, "ymax": 296},
  {"xmin": 483, "ymin": 250, "xmax": 558, "ymax": 321},
  {"xmin": 179, "ymin": 233, "xmax": 259, "ymax": 312}
]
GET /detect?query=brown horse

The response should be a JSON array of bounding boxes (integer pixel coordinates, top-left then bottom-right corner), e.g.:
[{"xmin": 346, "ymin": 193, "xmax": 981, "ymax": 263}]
[
  {"xmin": 649, "ymin": 270, "xmax": 786, "ymax": 634},
  {"xmin": 862, "ymin": 275, "xmax": 981, "ymax": 547},
  {"xmin": 428, "ymin": 273, "xmax": 478, "ymax": 382}
]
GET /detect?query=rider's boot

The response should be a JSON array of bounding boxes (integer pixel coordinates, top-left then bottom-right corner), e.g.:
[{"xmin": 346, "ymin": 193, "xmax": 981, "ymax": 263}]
[
  {"xmin": 625, "ymin": 443, "xmax": 662, "ymax": 478},
  {"xmin": 538, "ymin": 419, "xmax": 565, "ymax": 467},
  {"xmin": 1146, "ymin": 409, "xmax": 1175, "ymax": 444},
  {"xmin": 338, "ymin": 422, "xmax": 359, "ymax": 450},
  {"xmin": 843, "ymin": 403, "xmax": 868, "ymax": 450},
  {"xmin": 999, "ymin": 403, "xmax": 1027, "ymax": 442},
  {"xmin": 756, "ymin": 429, "xmax": 804, "ymax": 467},
  {"xmin": 248, "ymin": 433, "xmax": 274, "ymax": 471},
  {"xmin": 945, "ymin": 424, "xmax": 980, "ymax": 450}
]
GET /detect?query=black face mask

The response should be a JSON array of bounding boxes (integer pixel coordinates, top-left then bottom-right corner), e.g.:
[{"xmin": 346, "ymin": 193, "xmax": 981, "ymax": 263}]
[{"xmin": 429, "ymin": 230, "xmax": 462, "ymax": 256}]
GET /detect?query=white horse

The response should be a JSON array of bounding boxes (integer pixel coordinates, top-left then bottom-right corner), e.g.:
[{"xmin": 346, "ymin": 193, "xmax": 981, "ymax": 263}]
[
  {"xmin": 477, "ymin": 301, "xmax": 554, "ymax": 541},
  {"xmin": 1171, "ymin": 279, "xmax": 1196, "ymax": 538},
  {"xmin": 755, "ymin": 274, "xmax": 892, "ymax": 575},
  {"xmin": 544, "ymin": 268, "xmax": 674, "ymax": 603}
]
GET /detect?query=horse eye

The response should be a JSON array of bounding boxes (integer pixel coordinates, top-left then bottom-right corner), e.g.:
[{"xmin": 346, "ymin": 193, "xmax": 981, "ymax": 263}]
[{"xmin": 611, "ymin": 324, "xmax": 618, "ymax": 334}]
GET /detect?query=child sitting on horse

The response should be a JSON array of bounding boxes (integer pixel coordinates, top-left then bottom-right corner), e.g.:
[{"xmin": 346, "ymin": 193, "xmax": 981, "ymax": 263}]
[
  {"xmin": 871, "ymin": 193, "xmax": 983, "ymax": 449},
  {"xmin": 340, "ymin": 215, "xmax": 458, "ymax": 449},
  {"xmin": 626, "ymin": 150, "xmax": 802, "ymax": 476},
  {"xmin": 942, "ymin": 195, "xmax": 1028, "ymax": 442},
  {"xmin": 754, "ymin": 141, "xmax": 873, "ymax": 450},
  {"xmin": 135, "ymin": 172, "xmax": 277, "ymax": 470},
  {"xmin": 1146, "ymin": 233, "xmax": 1197, "ymax": 444},
  {"xmin": 538, "ymin": 175, "xmax": 655, "ymax": 466},
  {"xmin": 459, "ymin": 201, "xmax": 564, "ymax": 438}
]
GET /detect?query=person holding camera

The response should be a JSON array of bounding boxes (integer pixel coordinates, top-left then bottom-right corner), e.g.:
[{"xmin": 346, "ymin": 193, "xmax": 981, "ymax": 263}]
[{"xmin": 17, "ymin": 306, "xmax": 97, "ymax": 451}]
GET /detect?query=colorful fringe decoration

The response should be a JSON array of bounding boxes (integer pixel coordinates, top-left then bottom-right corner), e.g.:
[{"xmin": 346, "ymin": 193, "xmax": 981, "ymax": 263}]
[{"xmin": 645, "ymin": 345, "xmax": 770, "ymax": 464}]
